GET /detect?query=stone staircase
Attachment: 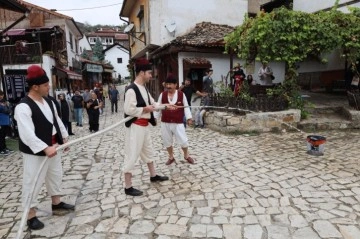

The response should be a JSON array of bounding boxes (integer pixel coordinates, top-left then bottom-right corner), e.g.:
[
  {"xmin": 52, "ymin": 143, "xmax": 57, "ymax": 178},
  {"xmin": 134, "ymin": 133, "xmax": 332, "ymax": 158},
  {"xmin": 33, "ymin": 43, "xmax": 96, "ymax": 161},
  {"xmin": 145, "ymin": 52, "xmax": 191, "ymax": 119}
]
[{"xmin": 297, "ymin": 91, "xmax": 360, "ymax": 131}]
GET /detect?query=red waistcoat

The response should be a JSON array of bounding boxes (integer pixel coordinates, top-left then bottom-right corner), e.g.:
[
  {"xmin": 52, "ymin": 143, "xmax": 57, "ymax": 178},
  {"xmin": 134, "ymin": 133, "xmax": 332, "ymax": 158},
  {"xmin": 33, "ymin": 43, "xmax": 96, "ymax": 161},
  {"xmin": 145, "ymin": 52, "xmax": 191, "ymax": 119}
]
[{"xmin": 161, "ymin": 90, "xmax": 184, "ymax": 123}]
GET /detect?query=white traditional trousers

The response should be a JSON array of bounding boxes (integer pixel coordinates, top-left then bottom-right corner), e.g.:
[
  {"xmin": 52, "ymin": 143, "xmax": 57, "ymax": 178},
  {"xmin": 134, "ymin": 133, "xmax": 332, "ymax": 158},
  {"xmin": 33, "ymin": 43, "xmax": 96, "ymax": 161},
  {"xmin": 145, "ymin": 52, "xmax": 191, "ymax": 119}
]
[
  {"xmin": 22, "ymin": 152, "xmax": 63, "ymax": 208},
  {"xmin": 123, "ymin": 124, "xmax": 155, "ymax": 174},
  {"xmin": 160, "ymin": 122, "xmax": 189, "ymax": 148}
]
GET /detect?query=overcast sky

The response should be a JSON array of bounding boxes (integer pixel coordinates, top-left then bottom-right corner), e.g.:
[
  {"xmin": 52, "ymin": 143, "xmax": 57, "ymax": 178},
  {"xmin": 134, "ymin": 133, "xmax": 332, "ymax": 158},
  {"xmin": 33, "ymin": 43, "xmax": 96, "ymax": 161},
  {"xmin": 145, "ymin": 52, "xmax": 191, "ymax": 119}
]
[{"xmin": 25, "ymin": 0, "xmax": 125, "ymax": 25}]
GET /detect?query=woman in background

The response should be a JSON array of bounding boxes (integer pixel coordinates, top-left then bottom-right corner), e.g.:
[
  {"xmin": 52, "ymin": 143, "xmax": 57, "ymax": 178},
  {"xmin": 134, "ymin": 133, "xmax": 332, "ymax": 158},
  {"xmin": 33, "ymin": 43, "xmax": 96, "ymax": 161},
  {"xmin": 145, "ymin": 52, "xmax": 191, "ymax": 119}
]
[
  {"xmin": 58, "ymin": 93, "xmax": 75, "ymax": 135},
  {"xmin": 86, "ymin": 92, "xmax": 102, "ymax": 132}
]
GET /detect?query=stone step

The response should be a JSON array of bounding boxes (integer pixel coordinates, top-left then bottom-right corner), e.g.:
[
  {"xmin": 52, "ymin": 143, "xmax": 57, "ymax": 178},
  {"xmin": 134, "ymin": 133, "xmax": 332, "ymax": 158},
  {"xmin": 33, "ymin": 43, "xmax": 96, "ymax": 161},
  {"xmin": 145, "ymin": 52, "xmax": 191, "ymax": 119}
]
[{"xmin": 299, "ymin": 106, "xmax": 355, "ymax": 131}]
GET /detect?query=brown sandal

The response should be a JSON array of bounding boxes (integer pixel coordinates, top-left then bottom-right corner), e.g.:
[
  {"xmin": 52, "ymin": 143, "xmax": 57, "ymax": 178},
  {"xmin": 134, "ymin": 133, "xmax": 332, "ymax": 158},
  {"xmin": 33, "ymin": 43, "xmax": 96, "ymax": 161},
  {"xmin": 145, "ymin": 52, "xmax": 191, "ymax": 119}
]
[
  {"xmin": 165, "ymin": 158, "xmax": 176, "ymax": 165},
  {"xmin": 184, "ymin": 156, "xmax": 194, "ymax": 164}
]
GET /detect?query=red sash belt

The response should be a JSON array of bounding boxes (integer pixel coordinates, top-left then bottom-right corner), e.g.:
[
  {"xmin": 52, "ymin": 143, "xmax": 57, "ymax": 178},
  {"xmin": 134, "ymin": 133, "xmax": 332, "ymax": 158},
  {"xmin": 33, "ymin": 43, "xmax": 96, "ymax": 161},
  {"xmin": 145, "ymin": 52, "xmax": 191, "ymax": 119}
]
[
  {"xmin": 52, "ymin": 135, "xmax": 57, "ymax": 145},
  {"xmin": 133, "ymin": 118, "xmax": 149, "ymax": 126}
]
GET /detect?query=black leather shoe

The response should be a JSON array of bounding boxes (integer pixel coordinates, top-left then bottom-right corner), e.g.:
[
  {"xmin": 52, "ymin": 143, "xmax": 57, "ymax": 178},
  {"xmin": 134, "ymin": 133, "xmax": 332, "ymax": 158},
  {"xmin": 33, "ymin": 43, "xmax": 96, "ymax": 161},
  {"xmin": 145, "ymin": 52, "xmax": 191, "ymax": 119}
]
[
  {"xmin": 27, "ymin": 217, "xmax": 44, "ymax": 230},
  {"xmin": 125, "ymin": 187, "xmax": 143, "ymax": 196},
  {"xmin": 52, "ymin": 202, "xmax": 75, "ymax": 211},
  {"xmin": 150, "ymin": 175, "xmax": 169, "ymax": 182}
]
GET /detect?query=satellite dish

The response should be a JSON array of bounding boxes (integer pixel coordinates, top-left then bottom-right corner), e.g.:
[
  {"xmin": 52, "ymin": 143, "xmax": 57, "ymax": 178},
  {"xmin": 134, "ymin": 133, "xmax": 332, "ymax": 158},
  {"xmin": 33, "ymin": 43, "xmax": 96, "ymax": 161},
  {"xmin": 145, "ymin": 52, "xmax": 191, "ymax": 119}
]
[
  {"xmin": 124, "ymin": 23, "xmax": 134, "ymax": 33},
  {"xmin": 165, "ymin": 20, "xmax": 176, "ymax": 36}
]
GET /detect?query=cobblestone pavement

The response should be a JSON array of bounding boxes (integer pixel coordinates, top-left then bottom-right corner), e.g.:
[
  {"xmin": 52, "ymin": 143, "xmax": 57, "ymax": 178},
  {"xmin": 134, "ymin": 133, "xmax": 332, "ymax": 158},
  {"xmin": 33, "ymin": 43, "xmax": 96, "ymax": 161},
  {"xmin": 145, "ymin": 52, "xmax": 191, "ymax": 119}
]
[{"xmin": 1, "ymin": 89, "xmax": 360, "ymax": 238}]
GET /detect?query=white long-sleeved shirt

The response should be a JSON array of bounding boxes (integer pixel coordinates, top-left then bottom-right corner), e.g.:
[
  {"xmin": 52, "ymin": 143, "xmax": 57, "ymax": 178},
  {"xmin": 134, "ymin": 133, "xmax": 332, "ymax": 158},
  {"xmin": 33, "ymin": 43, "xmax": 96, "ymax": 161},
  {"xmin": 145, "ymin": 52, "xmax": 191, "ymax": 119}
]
[
  {"xmin": 258, "ymin": 66, "xmax": 273, "ymax": 86},
  {"xmin": 155, "ymin": 90, "xmax": 192, "ymax": 120},
  {"xmin": 124, "ymin": 82, "xmax": 156, "ymax": 119},
  {"xmin": 15, "ymin": 98, "xmax": 68, "ymax": 154}
]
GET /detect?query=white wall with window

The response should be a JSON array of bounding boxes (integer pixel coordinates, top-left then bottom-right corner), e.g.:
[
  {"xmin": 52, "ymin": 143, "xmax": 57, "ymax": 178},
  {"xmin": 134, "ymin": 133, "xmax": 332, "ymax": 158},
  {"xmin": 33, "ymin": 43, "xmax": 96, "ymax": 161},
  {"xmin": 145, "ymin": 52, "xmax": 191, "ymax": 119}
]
[
  {"xmin": 64, "ymin": 21, "xmax": 82, "ymax": 68},
  {"xmin": 149, "ymin": 0, "xmax": 247, "ymax": 47},
  {"xmin": 89, "ymin": 37, "xmax": 97, "ymax": 44},
  {"xmin": 79, "ymin": 36, "xmax": 91, "ymax": 55},
  {"xmin": 103, "ymin": 44, "xmax": 130, "ymax": 80},
  {"xmin": 293, "ymin": 0, "xmax": 360, "ymax": 13}
]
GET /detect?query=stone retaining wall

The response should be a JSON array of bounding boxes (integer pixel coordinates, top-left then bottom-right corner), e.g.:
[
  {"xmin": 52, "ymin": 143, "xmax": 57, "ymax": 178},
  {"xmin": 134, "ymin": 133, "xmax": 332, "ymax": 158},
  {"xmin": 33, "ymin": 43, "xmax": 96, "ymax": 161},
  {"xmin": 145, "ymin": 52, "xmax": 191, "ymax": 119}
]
[{"xmin": 205, "ymin": 109, "xmax": 301, "ymax": 133}]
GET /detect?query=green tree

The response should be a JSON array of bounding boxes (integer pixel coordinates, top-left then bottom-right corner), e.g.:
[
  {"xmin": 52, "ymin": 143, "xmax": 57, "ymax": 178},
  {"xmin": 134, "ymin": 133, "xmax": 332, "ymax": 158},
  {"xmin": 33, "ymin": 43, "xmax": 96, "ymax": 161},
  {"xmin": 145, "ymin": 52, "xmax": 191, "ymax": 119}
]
[
  {"xmin": 92, "ymin": 38, "xmax": 104, "ymax": 62},
  {"xmin": 80, "ymin": 48, "xmax": 90, "ymax": 60},
  {"xmin": 225, "ymin": 4, "xmax": 360, "ymax": 117}
]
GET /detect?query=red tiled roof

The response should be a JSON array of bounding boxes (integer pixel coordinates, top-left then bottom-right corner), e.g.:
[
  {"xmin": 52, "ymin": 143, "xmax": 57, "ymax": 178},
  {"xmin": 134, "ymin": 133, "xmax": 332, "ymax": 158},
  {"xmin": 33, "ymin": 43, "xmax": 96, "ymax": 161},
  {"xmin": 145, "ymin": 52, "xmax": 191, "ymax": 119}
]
[
  {"xmin": 86, "ymin": 32, "xmax": 128, "ymax": 39},
  {"xmin": 115, "ymin": 34, "xmax": 128, "ymax": 40},
  {"xmin": 183, "ymin": 57, "xmax": 211, "ymax": 65},
  {"xmin": 172, "ymin": 22, "xmax": 235, "ymax": 47},
  {"xmin": 21, "ymin": 1, "xmax": 72, "ymax": 20}
]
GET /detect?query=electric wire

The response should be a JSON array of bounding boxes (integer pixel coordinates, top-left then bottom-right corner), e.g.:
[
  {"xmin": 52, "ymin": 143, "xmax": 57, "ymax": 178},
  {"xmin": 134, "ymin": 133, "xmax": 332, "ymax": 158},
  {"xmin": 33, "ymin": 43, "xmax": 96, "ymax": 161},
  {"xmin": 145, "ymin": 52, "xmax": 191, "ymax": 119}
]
[{"xmin": 55, "ymin": 2, "xmax": 123, "ymax": 11}]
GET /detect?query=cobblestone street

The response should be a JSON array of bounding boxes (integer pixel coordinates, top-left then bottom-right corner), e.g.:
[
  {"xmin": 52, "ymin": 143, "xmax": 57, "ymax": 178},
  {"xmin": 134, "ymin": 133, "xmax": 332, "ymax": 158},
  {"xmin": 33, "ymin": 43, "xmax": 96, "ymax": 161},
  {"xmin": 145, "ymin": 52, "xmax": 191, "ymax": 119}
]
[{"xmin": 1, "ymin": 93, "xmax": 360, "ymax": 238}]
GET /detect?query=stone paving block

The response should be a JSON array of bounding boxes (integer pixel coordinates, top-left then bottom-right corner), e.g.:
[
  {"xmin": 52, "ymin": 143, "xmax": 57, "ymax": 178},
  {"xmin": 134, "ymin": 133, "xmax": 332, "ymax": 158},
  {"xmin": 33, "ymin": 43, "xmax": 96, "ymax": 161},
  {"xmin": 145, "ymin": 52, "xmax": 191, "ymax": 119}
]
[
  {"xmin": 338, "ymin": 225, "xmax": 360, "ymax": 239},
  {"xmin": 292, "ymin": 227, "xmax": 321, "ymax": 239},
  {"xmin": 223, "ymin": 224, "xmax": 242, "ymax": 239},
  {"xmin": 189, "ymin": 224, "xmax": 207, "ymax": 238},
  {"xmin": 244, "ymin": 224, "xmax": 263, "ymax": 239},
  {"xmin": 207, "ymin": 224, "xmax": 223, "ymax": 238},
  {"xmin": 267, "ymin": 225, "xmax": 290, "ymax": 239},
  {"xmin": 128, "ymin": 220, "xmax": 155, "ymax": 235},
  {"xmin": 313, "ymin": 220, "xmax": 342, "ymax": 238}
]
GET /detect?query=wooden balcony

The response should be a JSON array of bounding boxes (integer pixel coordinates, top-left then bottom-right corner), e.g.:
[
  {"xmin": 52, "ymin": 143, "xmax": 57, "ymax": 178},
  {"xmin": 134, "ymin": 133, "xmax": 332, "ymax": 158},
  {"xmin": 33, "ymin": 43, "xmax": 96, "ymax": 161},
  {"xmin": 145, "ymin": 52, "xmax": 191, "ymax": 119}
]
[{"xmin": 0, "ymin": 42, "xmax": 42, "ymax": 65}]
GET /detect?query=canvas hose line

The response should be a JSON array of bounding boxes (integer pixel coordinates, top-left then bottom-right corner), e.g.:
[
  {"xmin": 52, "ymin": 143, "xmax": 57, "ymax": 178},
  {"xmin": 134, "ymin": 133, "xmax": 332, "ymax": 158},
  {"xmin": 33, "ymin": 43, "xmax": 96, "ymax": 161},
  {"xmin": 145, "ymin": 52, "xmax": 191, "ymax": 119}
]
[{"xmin": 16, "ymin": 103, "xmax": 304, "ymax": 238}]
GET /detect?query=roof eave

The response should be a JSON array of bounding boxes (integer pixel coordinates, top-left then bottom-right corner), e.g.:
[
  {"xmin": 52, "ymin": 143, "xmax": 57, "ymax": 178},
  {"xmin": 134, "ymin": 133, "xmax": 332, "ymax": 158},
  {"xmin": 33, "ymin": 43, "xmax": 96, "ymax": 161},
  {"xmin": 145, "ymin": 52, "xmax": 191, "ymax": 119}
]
[{"xmin": 0, "ymin": 0, "xmax": 29, "ymax": 13}]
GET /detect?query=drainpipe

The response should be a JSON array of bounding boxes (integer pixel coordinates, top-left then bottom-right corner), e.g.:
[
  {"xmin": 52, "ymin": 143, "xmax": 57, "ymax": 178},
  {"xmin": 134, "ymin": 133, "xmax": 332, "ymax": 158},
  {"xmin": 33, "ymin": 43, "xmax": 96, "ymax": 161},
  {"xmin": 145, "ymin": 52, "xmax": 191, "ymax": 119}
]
[
  {"xmin": 119, "ymin": 15, "xmax": 132, "ymax": 80},
  {"xmin": 119, "ymin": 16, "xmax": 129, "ymax": 25}
]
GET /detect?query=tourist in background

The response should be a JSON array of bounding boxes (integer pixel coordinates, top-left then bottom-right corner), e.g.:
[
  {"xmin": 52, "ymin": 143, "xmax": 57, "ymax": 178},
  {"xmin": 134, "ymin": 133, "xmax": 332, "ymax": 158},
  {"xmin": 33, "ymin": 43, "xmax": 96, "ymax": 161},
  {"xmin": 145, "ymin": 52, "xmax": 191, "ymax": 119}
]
[
  {"xmin": 0, "ymin": 90, "xmax": 13, "ymax": 156},
  {"xmin": 86, "ymin": 92, "xmax": 102, "ymax": 132}
]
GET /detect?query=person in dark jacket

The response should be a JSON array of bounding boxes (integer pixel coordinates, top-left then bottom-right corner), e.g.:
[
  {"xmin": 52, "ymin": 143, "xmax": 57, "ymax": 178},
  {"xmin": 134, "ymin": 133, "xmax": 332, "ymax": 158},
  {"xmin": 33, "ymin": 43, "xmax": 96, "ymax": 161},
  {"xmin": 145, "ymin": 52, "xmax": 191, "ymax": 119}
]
[
  {"xmin": 58, "ymin": 93, "xmax": 75, "ymax": 135},
  {"xmin": 0, "ymin": 90, "xmax": 13, "ymax": 156},
  {"xmin": 86, "ymin": 92, "xmax": 102, "ymax": 132},
  {"xmin": 71, "ymin": 90, "xmax": 84, "ymax": 126}
]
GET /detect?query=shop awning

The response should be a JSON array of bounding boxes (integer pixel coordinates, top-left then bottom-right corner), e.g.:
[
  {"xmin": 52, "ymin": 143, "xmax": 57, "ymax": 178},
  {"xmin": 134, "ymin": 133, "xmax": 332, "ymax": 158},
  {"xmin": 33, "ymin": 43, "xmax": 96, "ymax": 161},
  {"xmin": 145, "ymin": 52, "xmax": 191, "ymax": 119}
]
[
  {"xmin": 3, "ymin": 29, "xmax": 25, "ymax": 36},
  {"xmin": 103, "ymin": 68, "xmax": 113, "ymax": 73},
  {"xmin": 55, "ymin": 67, "xmax": 82, "ymax": 80}
]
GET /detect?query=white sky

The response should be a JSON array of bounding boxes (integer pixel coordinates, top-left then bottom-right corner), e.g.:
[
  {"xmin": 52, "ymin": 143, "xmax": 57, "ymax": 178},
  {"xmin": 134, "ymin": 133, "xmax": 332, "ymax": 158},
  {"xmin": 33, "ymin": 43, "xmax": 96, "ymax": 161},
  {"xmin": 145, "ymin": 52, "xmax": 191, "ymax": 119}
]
[{"xmin": 24, "ymin": 0, "xmax": 125, "ymax": 25}]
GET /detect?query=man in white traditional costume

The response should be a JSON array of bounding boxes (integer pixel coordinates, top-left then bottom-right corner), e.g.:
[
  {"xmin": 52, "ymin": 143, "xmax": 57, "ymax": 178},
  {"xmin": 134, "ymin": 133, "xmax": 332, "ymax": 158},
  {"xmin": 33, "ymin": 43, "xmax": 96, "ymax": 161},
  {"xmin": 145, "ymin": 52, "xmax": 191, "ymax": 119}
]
[
  {"xmin": 15, "ymin": 65, "xmax": 74, "ymax": 230},
  {"xmin": 123, "ymin": 58, "xmax": 169, "ymax": 196},
  {"xmin": 156, "ymin": 74, "xmax": 195, "ymax": 165}
]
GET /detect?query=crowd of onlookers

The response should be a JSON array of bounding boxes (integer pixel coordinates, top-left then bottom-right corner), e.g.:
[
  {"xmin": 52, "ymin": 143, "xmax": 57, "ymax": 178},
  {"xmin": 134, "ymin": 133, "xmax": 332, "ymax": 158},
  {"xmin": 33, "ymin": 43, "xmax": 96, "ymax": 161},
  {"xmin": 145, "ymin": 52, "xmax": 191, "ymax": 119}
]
[{"xmin": 54, "ymin": 85, "xmax": 120, "ymax": 135}]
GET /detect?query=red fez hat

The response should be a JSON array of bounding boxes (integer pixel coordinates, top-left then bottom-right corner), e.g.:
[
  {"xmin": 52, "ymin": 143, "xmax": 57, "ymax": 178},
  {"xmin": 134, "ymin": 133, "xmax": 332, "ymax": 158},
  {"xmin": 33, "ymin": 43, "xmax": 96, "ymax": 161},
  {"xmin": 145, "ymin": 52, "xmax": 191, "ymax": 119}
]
[
  {"xmin": 165, "ymin": 73, "xmax": 177, "ymax": 84},
  {"xmin": 135, "ymin": 58, "xmax": 152, "ymax": 73},
  {"xmin": 26, "ymin": 65, "xmax": 49, "ymax": 86}
]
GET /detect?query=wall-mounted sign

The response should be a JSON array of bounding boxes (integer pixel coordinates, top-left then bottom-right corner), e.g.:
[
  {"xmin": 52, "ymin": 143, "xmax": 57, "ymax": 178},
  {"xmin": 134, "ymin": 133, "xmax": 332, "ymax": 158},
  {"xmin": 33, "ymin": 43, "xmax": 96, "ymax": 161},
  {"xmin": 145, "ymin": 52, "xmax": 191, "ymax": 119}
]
[
  {"xmin": 86, "ymin": 63, "xmax": 103, "ymax": 73},
  {"xmin": 4, "ymin": 74, "xmax": 28, "ymax": 103}
]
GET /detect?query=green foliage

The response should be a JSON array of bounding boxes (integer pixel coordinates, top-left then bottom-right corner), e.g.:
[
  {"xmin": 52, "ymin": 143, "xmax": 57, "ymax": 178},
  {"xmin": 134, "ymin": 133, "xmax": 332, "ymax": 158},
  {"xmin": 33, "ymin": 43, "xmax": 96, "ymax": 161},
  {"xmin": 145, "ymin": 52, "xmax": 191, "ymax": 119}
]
[
  {"xmin": 215, "ymin": 81, "xmax": 233, "ymax": 97},
  {"xmin": 225, "ymin": 7, "xmax": 342, "ymax": 68},
  {"xmin": 92, "ymin": 38, "xmax": 105, "ymax": 62},
  {"xmin": 225, "ymin": 6, "xmax": 360, "ymax": 116},
  {"xmin": 215, "ymin": 80, "xmax": 254, "ymax": 102},
  {"xmin": 80, "ymin": 49, "xmax": 90, "ymax": 60},
  {"xmin": 237, "ymin": 81, "xmax": 254, "ymax": 103}
]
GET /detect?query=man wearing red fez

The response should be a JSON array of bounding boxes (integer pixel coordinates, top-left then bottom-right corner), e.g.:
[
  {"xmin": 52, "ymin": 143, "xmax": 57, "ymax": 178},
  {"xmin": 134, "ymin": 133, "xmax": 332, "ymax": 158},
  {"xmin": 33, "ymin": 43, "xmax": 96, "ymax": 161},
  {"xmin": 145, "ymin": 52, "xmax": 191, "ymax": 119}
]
[
  {"xmin": 14, "ymin": 65, "xmax": 74, "ymax": 230},
  {"xmin": 123, "ymin": 58, "xmax": 170, "ymax": 196},
  {"xmin": 155, "ymin": 74, "xmax": 195, "ymax": 165}
]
